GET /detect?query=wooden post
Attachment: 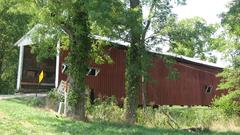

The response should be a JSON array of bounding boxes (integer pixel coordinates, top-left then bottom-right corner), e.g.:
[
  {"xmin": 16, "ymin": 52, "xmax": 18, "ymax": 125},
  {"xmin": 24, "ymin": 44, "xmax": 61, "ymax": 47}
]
[
  {"xmin": 64, "ymin": 90, "xmax": 68, "ymax": 116},
  {"xmin": 58, "ymin": 102, "xmax": 64, "ymax": 114},
  {"xmin": 63, "ymin": 81, "xmax": 69, "ymax": 116}
]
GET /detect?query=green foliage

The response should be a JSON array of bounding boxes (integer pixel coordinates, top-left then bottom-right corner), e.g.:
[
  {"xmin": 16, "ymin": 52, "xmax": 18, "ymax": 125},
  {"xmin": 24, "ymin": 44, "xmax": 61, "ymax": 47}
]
[
  {"xmin": 161, "ymin": 17, "xmax": 220, "ymax": 62},
  {"xmin": 20, "ymin": 0, "xmax": 104, "ymax": 120},
  {"xmin": 46, "ymin": 89, "xmax": 64, "ymax": 110},
  {"xmin": 168, "ymin": 107, "xmax": 224, "ymax": 128},
  {"xmin": 137, "ymin": 107, "xmax": 171, "ymax": 128},
  {"xmin": 67, "ymin": 89, "xmax": 79, "ymax": 107},
  {"xmin": 220, "ymin": 0, "xmax": 240, "ymax": 67},
  {"xmin": 0, "ymin": 0, "xmax": 32, "ymax": 94},
  {"xmin": 48, "ymin": 89, "xmax": 64, "ymax": 102},
  {"xmin": 85, "ymin": 96, "xmax": 227, "ymax": 129},
  {"xmin": 221, "ymin": 0, "xmax": 240, "ymax": 36},
  {"xmin": 123, "ymin": 0, "xmax": 185, "ymax": 124},
  {"xmin": 137, "ymin": 106, "xmax": 224, "ymax": 129},
  {"xmin": 213, "ymin": 90, "xmax": 240, "ymax": 116},
  {"xmin": 86, "ymin": 97, "xmax": 226, "ymax": 129},
  {"xmin": 0, "ymin": 81, "xmax": 15, "ymax": 94},
  {"xmin": 87, "ymin": 97, "xmax": 125, "ymax": 123},
  {"xmin": 90, "ymin": 40, "xmax": 113, "ymax": 64},
  {"xmin": 215, "ymin": 0, "xmax": 240, "ymax": 116},
  {"xmin": 218, "ymin": 68, "xmax": 240, "ymax": 91}
]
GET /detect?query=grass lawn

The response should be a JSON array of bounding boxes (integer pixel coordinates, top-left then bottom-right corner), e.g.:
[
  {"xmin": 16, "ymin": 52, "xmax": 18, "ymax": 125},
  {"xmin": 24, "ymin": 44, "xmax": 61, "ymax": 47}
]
[{"xmin": 0, "ymin": 98, "xmax": 239, "ymax": 135}]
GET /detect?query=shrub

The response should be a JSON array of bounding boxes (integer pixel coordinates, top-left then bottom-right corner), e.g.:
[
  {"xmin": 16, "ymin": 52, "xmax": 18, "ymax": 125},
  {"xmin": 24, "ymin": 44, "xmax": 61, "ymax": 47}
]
[
  {"xmin": 137, "ymin": 106, "xmax": 224, "ymax": 129},
  {"xmin": 47, "ymin": 89, "xmax": 64, "ymax": 110},
  {"xmin": 213, "ymin": 90, "xmax": 240, "ymax": 116},
  {"xmin": 169, "ymin": 107, "xmax": 224, "ymax": 128},
  {"xmin": 137, "ymin": 107, "xmax": 171, "ymax": 128},
  {"xmin": 0, "ymin": 81, "xmax": 15, "ymax": 94},
  {"xmin": 86, "ymin": 96, "xmax": 226, "ymax": 129},
  {"xmin": 87, "ymin": 96, "xmax": 124, "ymax": 123},
  {"xmin": 48, "ymin": 89, "xmax": 64, "ymax": 101}
]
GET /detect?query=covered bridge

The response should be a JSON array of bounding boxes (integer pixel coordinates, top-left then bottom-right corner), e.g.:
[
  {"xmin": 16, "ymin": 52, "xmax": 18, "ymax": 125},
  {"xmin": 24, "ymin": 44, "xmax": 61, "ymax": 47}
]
[{"xmin": 15, "ymin": 25, "xmax": 225, "ymax": 106}]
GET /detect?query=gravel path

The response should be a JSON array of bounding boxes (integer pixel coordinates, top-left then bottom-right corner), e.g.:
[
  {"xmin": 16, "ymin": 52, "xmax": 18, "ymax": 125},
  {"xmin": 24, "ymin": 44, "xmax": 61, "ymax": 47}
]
[{"xmin": 0, "ymin": 93, "xmax": 47, "ymax": 100}]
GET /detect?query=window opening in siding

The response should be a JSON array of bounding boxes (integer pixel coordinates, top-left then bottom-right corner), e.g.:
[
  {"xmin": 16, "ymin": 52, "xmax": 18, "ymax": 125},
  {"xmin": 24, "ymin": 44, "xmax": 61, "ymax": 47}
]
[
  {"xmin": 62, "ymin": 63, "xmax": 68, "ymax": 73},
  {"xmin": 205, "ymin": 85, "xmax": 213, "ymax": 93},
  {"xmin": 87, "ymin": 67, "xmax": 100, "ymax": 76}
]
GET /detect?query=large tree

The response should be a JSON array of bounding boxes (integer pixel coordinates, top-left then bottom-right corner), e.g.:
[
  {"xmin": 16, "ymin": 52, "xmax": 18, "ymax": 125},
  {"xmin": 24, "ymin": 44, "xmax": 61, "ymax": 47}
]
[
  {"xmin": 112, "ymin": 0, "xmax": 185, "ymax": 124},
  {"xmin": 126, "ymin": 0, "xmax": 188, "ymax": 124},
  {"xmin": 23, "ymin": 0, "xmax": 97, "ymax": 121},
  {"xmin": 22, "ymin": 0, "xmax": 123, "ymax": 121},
  {"xmin": 124, "ymin": 0, "xmax": 143, "ymax": 124},
  {"xmin": 91, "ymin": 0, "xmax": 185, "ymax": 124}
]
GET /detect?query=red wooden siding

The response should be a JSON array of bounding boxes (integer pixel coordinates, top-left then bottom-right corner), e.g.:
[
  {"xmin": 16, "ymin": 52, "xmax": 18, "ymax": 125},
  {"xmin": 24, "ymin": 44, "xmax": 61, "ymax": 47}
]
[
  {"xmin": 147, "ymin": 57, "xmax": 221, "ymax": 105},
  {"xmin": 59, "ymin": 46, "xmax": 223, "ymax": 106},
  {"xmin": 85, "ymin": 47, "xmax": 126, "ymax": 102}
]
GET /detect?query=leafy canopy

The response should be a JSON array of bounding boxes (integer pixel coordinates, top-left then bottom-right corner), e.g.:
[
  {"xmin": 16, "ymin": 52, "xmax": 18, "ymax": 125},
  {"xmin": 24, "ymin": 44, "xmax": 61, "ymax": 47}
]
[
  {"xmin": 161, "ymin": 17, "xmax": 221, "ymax": 62},
  {"xmin": 0, "ymin": 0, "xmax": 31, "ymax": 94}
]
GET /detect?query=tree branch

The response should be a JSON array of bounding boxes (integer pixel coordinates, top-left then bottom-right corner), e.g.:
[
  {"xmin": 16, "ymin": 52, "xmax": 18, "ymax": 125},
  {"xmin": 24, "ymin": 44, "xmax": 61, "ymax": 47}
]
[
  {"xmin": 60, "ymin": 23, "xmax": 74, "ymax": 39},
  {"xmin": 141, "ymin": 0, "xmax": 157, "ymax": 42}
]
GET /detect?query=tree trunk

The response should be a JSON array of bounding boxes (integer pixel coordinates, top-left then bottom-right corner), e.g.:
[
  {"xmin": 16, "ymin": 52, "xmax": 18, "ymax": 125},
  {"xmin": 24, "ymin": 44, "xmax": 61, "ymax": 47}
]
[
  {"xmin": 74, "ymin": 90, "xmax": 87, "ymax": 121},
  {"xmin": 125, "ymin": 45, "xmax": 141, "ymax": 124},
  {"xmin": 125, "ymin": 0, "xmax": 142, "ymax": 124},
  {"xmin": 68, "ymin": 1, "xmax": 91, "ymax": 121},
  {"xmin": 141, "ymin": 76, "xmax": 147, "ymax": 111}
]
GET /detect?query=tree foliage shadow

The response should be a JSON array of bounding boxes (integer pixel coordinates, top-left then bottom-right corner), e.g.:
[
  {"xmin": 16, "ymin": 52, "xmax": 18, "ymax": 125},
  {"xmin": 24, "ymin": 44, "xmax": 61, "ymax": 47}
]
[
  {"xmin": 32, "ymin": 115, "xmax": 240, "ymax": 135},
  {"xmin": 6, "ymin": 97, "xmax": 240, "ymax": 135}
]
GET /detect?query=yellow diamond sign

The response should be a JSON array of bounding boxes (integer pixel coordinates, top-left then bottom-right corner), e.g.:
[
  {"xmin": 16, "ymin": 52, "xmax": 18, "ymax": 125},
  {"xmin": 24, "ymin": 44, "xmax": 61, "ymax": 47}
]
[{"xmin": 39, "ymin": 70, "xmax": 44, "ymax": 83}]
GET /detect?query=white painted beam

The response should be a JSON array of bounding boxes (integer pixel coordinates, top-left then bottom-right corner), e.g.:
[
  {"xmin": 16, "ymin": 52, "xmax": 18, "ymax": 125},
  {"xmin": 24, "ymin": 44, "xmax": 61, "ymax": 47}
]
[
  {"xmin": 16, "ymin": 46, "xmax": 24, "ymax": 91},
  {"xmin": 55, "ymin": 40, "xmax": 60, "ymax": 88}
]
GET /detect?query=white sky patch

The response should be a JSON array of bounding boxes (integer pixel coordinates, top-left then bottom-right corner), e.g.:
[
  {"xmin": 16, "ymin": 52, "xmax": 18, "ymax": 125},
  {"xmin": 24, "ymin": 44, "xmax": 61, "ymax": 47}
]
[{"xmin": 173, "ymin": 0, "xmax": 231, "ymax": 24}]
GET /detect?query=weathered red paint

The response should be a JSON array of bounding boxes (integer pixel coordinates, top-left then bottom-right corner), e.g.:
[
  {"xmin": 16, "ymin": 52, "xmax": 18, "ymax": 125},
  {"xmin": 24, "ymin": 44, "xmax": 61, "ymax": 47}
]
[{"xmin": 59, "ymin": 46, "xmax": 224, "ymax": 106}]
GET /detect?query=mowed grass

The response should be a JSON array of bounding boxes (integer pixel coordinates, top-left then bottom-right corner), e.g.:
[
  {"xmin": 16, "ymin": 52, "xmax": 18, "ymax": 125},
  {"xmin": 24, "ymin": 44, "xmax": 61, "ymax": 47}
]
[{"xmin": 0, "ymin": 98, "xmax": 239, "ymax": 135}]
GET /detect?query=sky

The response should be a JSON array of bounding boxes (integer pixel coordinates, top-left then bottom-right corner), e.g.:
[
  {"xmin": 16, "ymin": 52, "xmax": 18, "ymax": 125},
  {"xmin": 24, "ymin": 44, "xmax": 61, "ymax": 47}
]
[{"xmin": 173, "ymin": 0, "xmax": 231, "ymax": 24}]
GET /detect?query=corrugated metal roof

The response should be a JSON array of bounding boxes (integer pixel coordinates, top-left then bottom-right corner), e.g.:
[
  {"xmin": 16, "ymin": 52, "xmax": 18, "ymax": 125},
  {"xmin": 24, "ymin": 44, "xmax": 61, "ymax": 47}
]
[
  {"xmin": 94, "ymin": 36, "xmax": 225, "ymax": 69},
  {"xmin": 15, "ymin": 25, "xmax": 225, "ymax": 69}
]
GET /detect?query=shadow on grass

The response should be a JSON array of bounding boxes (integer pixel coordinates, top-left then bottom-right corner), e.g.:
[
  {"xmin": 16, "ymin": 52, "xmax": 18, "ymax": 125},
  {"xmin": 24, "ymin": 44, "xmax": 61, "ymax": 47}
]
[
  {"xmin": 6, "ymin": 97, "xmax": 46, "ymax": 107},
  {"xmin": 6, "ymin": 97, "xmax": 240, "ymax": 135},
  {"xmin": 31, "ymin": 116, "xmax": 240, "ymax": 135}
]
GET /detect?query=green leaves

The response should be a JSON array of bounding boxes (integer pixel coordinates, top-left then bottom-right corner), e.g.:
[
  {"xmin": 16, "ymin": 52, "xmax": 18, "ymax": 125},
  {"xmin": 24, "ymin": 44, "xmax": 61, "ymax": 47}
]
[
  {"xmin": 214, "ymin": 0, "xmax": 240, "ymax": 114},
  {"xmin": 161, "ymin": 17, "xmax": 219, "ymax": 62},
  {"xmin": 221, "ymin": 0, "xmax": 240, "ymax": 36},
  {"xmin": 0, "ymin": 0, "xmax": 31, "ymax": 94}
]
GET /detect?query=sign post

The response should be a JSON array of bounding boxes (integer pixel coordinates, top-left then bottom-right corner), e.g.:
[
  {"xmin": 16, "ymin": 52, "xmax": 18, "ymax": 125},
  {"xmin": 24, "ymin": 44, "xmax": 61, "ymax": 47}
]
[{"xmin": 37, "ymin": 70, "xmax": 44, "ymax": 97}]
